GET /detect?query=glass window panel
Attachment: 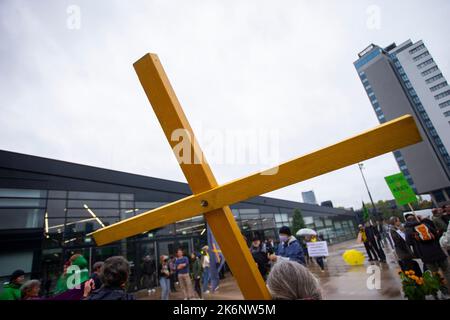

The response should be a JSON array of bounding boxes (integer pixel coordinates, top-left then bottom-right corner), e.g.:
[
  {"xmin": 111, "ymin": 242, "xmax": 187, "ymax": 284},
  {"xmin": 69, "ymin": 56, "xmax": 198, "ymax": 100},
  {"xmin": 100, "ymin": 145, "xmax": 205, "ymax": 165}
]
[
  {"xmin": 154, "ymin": 224, "xmax": 175, "ymax": 237},
  {"xmin": 48, "ymin": 190, "xmax": 67, "ymax": 199},
  {"xmin": 280, "ymin": 213, "xmax": 289, "ymax": 222},
  {"xmin": 119, "ymin": 193, "xmax": 134, "ymax": 201},
  {"xmin": 334, "ymin": 221, "xmax": 342, "ymax": 229},
  {"xmin": 67, "ymin": 200, "xmax": 119, "ymax": 208},
  {"xmin": 303, "ymin": 216, "xmax": 314, "ymax": 224},
  {"xmin": 324, "ymin": 219, "xmax": 333, "ymax": 226},
  {"xmin": 120, "ymin": 201, "xmax": 134, "ymax": 208},
  {"xmin": 46, "ymin": 199, "xmax": 66, "ymax": 218},
  {"xmin": 274, "ymin": 214, "xmax": 283, "ymax": 222},
  {"xmin": 46, "ymin": 218, "xmax": 66, "ymax": 233},
  {"xmin": 68, "ymin": 191, "xmax": 119, "ymax": 200},
  {"xmin": 135, "ymin": 202, "xmax": 167, "ymax": 209},
  {"xmin": 0, "ymin": 208, "xmax": 44, "ymax": 229},
  {"xmin": 65, "ymin": 217, "xmax": 119, "ymax": 232},
  {"xmin": 0, "ymin": 198, "xmax": 46, "ymax": 207},
  {"xmin": 120, "ymin": 208, "xmax": 138, "ymax": 219},
  {"xmin": 175, "ymin": 221, "xmax": 205, "ymax": 236},
  {"xmin": 66, "ymin": 208, "xmax": 119, "ymax": 217},
  {"xmin": 314, "ymin": 218, "xmax": 324, "ymax": 227},
  {"xmin": 0, "ymin": 188, "xmax": 47, "ymax": 198},
  {"xmin": 260, "ymin": 214, "xmax": 276, "ymax": 229},
  {"xmin": 239, "ymin": 208, "xmax": 260, "ymax": 214}
]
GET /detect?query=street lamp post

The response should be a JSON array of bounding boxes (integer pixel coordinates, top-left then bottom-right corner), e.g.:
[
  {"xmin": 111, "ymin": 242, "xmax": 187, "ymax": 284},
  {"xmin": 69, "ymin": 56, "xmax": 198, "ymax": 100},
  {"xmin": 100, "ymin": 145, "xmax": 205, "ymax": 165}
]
[{"xmin": 358, "ymin": 163, "xmax": 380, "ymax": 221}]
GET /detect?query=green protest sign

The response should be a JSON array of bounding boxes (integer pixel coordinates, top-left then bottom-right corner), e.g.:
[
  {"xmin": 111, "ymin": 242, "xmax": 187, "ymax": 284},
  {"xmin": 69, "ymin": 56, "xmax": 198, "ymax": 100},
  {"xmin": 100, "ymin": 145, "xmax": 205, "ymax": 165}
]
[{"xmin": 384, "ymin": 172, "xmax": 417, "ymax": 206}]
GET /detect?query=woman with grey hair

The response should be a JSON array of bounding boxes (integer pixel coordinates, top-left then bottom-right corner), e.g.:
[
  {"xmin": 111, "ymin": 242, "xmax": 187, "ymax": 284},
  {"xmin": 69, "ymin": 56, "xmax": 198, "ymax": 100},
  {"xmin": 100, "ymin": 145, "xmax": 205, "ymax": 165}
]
[
  {"xmin": 20, "ymin": 280, "xmax": 41, "ymax": 300},
  {"xmin": 266, "ymin": 260, "xmax": 322, "ymax": 300}
]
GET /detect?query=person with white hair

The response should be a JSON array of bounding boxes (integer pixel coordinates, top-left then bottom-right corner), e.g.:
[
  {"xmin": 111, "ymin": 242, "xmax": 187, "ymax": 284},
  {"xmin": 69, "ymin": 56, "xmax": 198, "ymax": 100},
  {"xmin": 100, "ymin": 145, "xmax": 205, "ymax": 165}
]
[
  {"xmin": 20, "ymin": 280, "xmax": 41, "ymax": 300},
  {"xmin": 266, "ymin": 260, "xmax": 322, "ymax": 300}
]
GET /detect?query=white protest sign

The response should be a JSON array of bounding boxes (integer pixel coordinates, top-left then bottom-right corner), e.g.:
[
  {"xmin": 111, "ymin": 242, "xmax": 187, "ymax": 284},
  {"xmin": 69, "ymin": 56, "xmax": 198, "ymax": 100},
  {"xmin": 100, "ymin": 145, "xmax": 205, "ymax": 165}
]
[{"xmin": 306, "ymin": 241, "xmax": 329, "ymax": 257}]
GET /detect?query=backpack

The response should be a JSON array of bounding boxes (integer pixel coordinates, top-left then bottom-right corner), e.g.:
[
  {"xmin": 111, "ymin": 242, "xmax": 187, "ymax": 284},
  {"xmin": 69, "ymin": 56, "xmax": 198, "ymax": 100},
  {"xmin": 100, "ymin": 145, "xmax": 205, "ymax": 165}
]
[{"xmin": 413, "ymin": 223, "xmax": 435, "ymax": 242}]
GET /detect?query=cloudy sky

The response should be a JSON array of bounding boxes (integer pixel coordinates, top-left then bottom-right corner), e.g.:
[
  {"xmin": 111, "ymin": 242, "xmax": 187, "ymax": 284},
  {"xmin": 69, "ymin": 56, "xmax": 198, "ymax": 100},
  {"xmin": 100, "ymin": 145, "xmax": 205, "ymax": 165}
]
[{"xmin": 1, "ymin": 0, "xmax": 449, "ymax": 209}]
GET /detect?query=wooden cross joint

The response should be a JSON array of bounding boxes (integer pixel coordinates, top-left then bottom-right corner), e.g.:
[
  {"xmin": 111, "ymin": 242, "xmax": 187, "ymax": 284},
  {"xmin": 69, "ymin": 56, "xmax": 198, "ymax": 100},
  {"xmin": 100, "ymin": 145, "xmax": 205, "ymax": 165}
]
[{"xmin": 91, "ymin": 53, "xmax": 422, "ymax": 300}]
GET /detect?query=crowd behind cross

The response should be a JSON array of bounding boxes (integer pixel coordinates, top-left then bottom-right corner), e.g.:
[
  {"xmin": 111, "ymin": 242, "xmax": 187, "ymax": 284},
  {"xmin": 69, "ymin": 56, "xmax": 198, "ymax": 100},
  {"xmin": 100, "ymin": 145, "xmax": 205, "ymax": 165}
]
[{"xmin": 1, "ymin": 203, "xmax": 449, "ymax": 300}]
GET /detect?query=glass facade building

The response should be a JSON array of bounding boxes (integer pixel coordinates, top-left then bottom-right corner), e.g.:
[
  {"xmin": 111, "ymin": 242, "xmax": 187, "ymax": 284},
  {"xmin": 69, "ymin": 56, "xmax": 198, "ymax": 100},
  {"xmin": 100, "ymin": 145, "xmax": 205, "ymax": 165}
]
[{"xmin": 0, "ymin": 150, "xmax": 357, "ymax": 293}]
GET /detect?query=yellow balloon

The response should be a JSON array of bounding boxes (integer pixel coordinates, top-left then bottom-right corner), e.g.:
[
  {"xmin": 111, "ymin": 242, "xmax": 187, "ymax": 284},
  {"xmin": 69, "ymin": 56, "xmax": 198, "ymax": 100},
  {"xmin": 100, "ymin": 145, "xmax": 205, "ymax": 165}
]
[{"xmin": 342, "ymin": 249, "xmax": 365, "ymax": 265}]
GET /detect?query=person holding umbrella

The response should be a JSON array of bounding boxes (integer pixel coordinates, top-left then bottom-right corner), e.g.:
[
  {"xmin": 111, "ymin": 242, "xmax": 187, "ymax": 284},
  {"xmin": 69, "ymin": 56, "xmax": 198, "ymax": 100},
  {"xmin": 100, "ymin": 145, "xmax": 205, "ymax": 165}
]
[{"xmin": 297, "ymin": 228, "xmax": 317, "ymax": 265}]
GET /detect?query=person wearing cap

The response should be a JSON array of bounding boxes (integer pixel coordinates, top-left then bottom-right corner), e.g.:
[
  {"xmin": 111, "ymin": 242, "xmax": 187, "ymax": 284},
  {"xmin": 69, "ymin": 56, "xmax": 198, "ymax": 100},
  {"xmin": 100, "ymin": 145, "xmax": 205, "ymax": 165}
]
[
  {"xmin": 250, "ymin": 232, "xmax": 269, "ymax": 279},
  {"xmin": 0, "ymin": 269, "xmax": 25, "ymax": 300},
  {"xmin": 268, "ymin": 226, "xmax": 306, "ymax": 265}
]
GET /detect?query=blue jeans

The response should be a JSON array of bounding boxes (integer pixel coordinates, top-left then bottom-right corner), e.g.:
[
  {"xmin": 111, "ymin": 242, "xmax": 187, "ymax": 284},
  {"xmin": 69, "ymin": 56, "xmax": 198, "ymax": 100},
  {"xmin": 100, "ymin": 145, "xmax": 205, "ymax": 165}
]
[
  {"xmin": 160, "ymin": 277, "xmax": 170, "ymax": 300},
  {"xmin": 202, "ymin": 267, "xmax": 210, "ymax": 292}
]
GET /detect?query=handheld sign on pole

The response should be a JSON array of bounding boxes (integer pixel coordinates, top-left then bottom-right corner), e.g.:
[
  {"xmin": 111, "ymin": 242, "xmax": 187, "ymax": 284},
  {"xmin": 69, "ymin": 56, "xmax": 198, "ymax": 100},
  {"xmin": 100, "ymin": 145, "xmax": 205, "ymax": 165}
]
[
  {"xmin": 384, "ymin": 172, "xmax": 417, "ymax": 206},
  {"xmin": 306, "ymin": 241, "xmax": 329, "ymax": 257}
]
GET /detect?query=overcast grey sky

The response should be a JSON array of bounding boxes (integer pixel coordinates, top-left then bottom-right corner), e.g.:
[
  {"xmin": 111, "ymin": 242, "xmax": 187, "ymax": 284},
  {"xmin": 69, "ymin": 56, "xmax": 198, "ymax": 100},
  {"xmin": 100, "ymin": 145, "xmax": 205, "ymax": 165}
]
[{"xmin": 1, "ymin": 0, "xmax": 449, "ymax": 209}]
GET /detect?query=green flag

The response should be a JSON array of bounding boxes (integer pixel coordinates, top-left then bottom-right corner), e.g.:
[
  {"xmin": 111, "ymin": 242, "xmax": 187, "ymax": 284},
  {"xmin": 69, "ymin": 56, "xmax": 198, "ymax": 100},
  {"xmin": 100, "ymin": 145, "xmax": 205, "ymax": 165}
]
[
  {"xmin": 362, "ymin": 202, "xmax": 369, "ymax": 222},
  {"xmin": 384, "ymin": 172, "xmax": 417, "ymax": 206}
]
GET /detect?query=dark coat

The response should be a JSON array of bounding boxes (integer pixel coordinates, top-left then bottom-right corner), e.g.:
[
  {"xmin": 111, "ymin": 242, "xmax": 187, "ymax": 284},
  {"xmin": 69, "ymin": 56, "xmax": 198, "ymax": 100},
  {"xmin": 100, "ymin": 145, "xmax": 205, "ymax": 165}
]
[
  {"xmin": 389, "ymin": 228, "xmax": 414, "ymax": 261},
  {"xmin": 90, "ymin": 273, "xmax": 102, "ymax": 291},
  {"xmin": 364, "ymin": 226, "xmax": 378, "ymax": 243},
  {"xmin": 276, "ymin": 236, "xmax": 306, "ymax": 265},
  {"xmin": 87, "ymin": 287, "xmax": 134, "ymax": 300},
  {"xmin": 404, "ymin": 219, "xmax": 447, "ymax": 264}
]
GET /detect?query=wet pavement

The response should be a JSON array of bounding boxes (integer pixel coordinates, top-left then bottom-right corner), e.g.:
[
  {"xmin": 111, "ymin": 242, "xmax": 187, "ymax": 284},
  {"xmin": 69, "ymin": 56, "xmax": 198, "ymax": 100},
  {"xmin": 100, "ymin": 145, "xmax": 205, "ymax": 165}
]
[{"xmin": 137, "ymin": 239, "xmax": 406, "ymax": 300}]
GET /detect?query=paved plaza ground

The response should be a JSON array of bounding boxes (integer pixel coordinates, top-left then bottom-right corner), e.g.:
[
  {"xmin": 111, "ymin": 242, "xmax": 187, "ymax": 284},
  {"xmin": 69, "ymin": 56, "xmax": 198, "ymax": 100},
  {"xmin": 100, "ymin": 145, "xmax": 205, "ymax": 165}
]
[{"xmin": 137, "ymin": 239, "xmax": 405, "ymax": 300}]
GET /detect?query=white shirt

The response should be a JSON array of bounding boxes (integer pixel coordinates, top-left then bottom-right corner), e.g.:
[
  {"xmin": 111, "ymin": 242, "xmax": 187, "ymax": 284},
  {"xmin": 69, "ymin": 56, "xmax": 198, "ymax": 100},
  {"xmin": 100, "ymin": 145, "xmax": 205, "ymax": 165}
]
[
  {"xmin": 396, "ymin": 229, "xmax": 406, "ymax": 241},
  {"xmin": 201, "ymin": 254, "xmax": 210, "ymax": 268}
]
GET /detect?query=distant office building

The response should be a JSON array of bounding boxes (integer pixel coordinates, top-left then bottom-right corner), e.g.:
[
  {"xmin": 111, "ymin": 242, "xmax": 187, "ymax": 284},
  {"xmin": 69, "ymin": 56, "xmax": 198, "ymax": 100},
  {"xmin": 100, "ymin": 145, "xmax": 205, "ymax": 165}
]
[
  {"xmin": 354, "ymin": 40, "xmax": 450, "ymax": 204},
  {"xmin": 321, "ymin": 200, "xmax": 334, "ymax": 208},
  {"xmin": 302, "ymin": 190, "xmax": 317, "ymax": 205}
]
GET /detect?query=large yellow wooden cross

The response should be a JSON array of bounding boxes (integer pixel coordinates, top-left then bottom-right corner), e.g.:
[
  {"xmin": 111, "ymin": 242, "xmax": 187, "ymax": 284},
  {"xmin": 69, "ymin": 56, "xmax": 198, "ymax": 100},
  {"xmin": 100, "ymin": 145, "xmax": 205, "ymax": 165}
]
[{"xmin": 92, "ymin": 53, "xmax": 422, "ymax": 300}]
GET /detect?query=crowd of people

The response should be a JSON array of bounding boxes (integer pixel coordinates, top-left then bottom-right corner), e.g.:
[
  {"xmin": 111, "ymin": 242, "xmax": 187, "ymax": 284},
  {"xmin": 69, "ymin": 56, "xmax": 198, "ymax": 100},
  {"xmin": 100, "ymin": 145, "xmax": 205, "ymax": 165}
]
[
  {"xmin": 0, "ymin": 225, "xmax": 322, "ymax": 301},
  {"xmin": 388, "ymin": 204, "xmax": 450, "ymax": 296},
  {"xmin": 2, "ymin": 204, "xmax": 448, "ymax": 301},
  {"xmin": 357, "ymin": 204, "xmax": 450, "ymax": 297}
]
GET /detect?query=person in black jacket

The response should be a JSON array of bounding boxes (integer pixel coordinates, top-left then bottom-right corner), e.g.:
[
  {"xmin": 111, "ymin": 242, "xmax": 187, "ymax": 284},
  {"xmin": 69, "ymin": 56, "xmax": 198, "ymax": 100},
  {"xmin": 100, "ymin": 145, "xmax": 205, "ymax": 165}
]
[
  {"xmin": 83, "ymin": 256, "xmax": 134, "ymax": 300},
  {"xmin": 250, "ymin": 233, "xmax": 269, "ymax": 279},
  {"xmin": 404, "ymin": 213, "xmax": 450, "ymax": 293},
  {"xmin": 388, "ymin": 216, "xmax": 422, "ymax": 275},
  {"xmin": 364, "ymin": 222, "xmax": 386, "ymax": 262}
]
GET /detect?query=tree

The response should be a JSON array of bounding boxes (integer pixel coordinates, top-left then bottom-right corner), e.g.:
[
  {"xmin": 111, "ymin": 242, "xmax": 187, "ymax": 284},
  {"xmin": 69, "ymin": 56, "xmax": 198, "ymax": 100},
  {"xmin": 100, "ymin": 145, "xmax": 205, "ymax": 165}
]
[{"xmin": 291, "ymin": 208, "xmax": 306, "ymax": 235}]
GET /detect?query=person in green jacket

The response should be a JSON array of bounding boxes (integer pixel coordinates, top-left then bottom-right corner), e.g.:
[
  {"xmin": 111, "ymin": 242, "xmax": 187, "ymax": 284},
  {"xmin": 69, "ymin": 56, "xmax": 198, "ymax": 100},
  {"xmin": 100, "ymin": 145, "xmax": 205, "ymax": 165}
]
[
  {"xmin": 0, "ymin": 269, "xmax": 25, "ymax": 300},
  {"xmin": 190, "ymin": 252, "xmax": 203, "ymax": 299},
  {"xmin": 54, "ymin": 254, "xmax": 90, "ymax": 295},
  {"xmin": 54, "ymin": 261, "xmax": 71, "ymax": 295}
]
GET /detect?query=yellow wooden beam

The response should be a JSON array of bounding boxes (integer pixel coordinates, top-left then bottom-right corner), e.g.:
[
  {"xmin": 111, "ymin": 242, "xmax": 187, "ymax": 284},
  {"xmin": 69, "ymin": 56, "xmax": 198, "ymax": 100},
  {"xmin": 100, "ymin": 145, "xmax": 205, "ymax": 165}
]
[
  {"xmin": 132, "ymin": 53, "xmax": 270, "ymax": 300},
  {"xmin": 92, "ymin": 113, "xmax": 421, "ymax": 247}
]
